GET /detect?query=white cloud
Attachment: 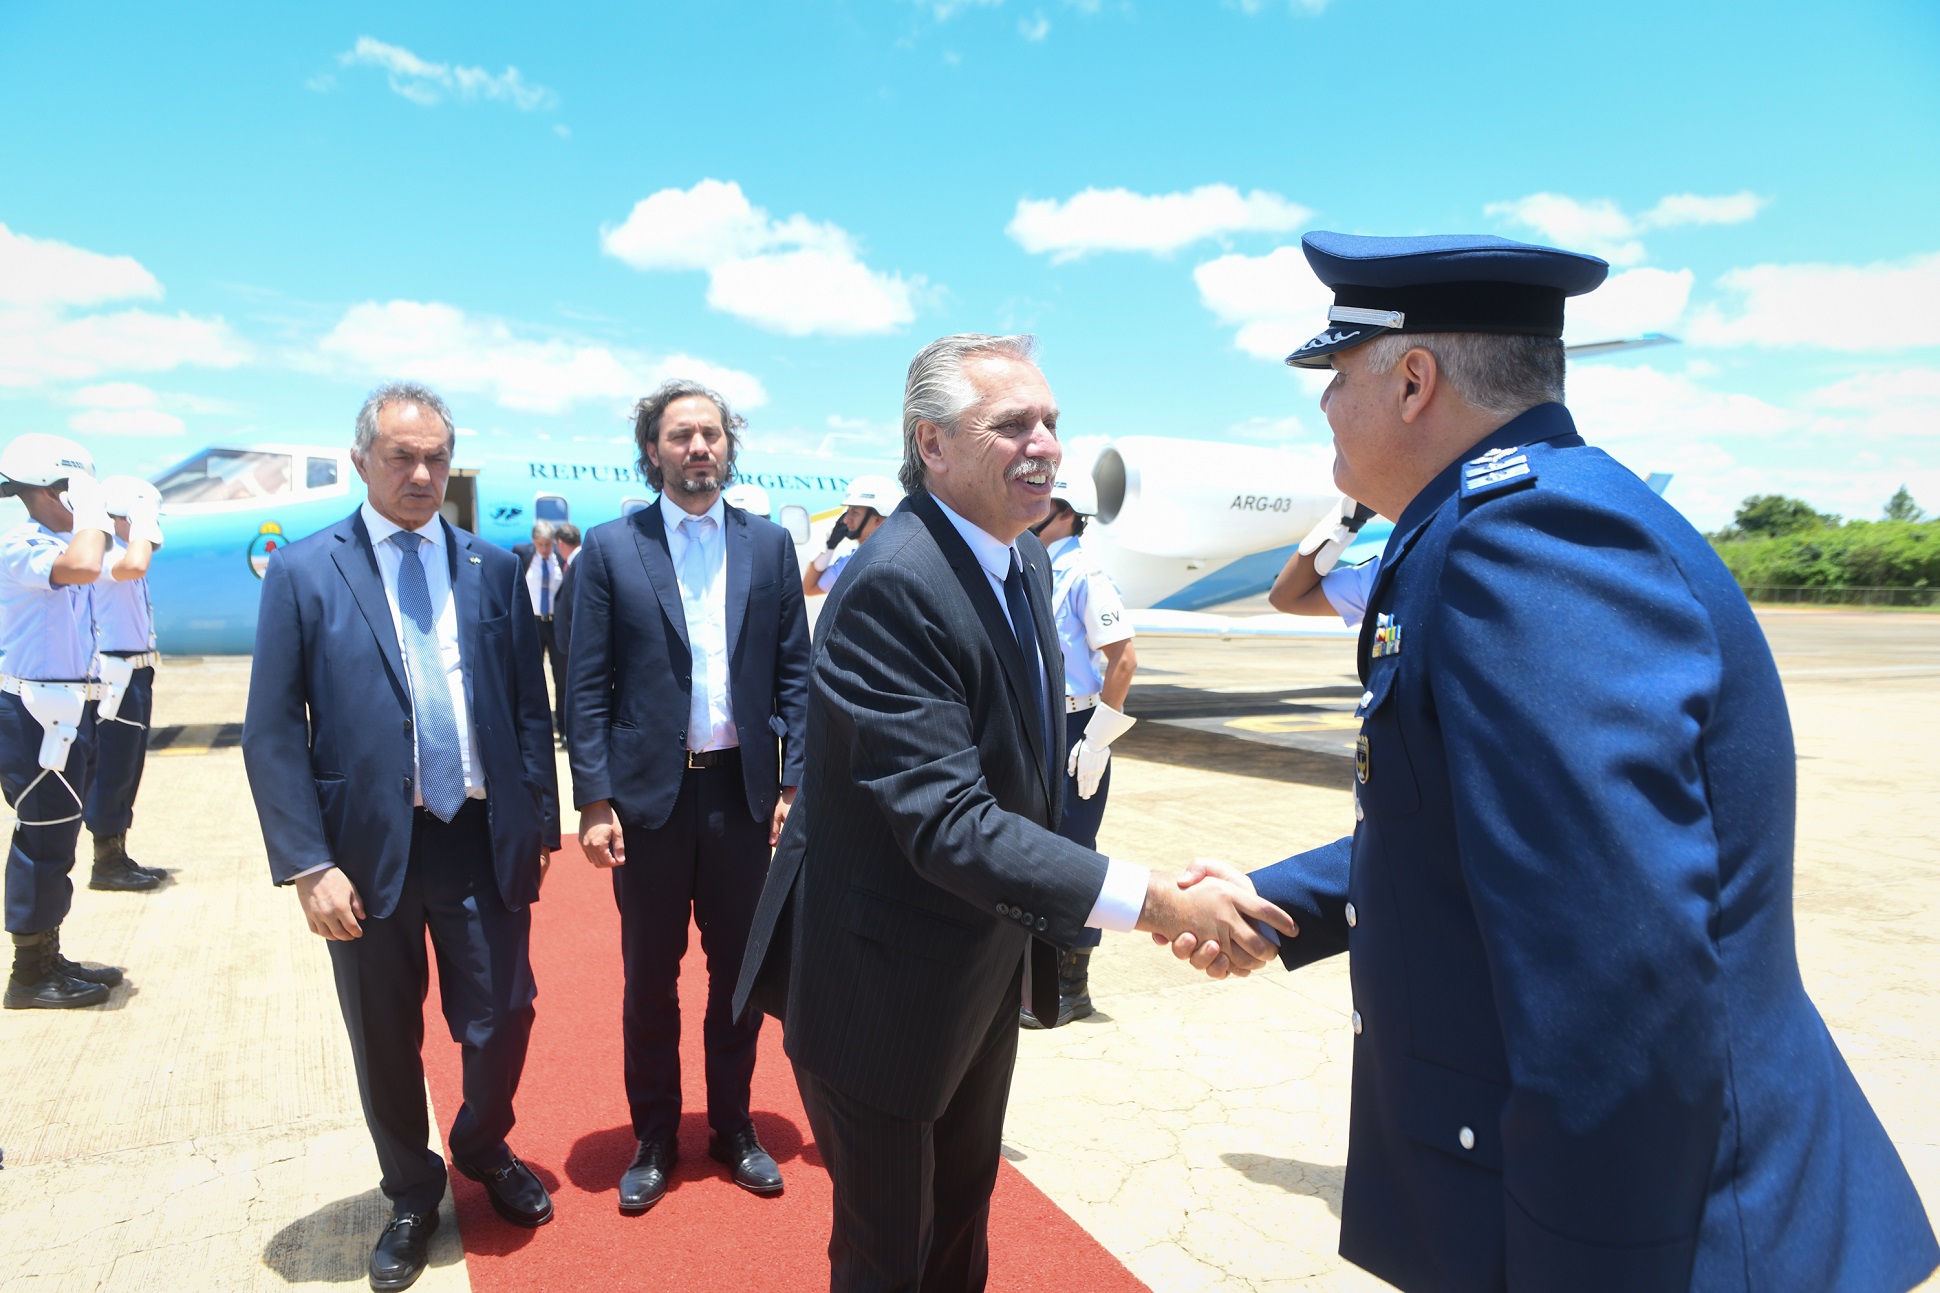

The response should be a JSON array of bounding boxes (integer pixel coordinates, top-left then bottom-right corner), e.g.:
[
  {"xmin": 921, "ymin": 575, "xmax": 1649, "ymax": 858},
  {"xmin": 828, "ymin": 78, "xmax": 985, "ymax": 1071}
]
[
  {"xmin": 1008, "ymin": 185, "xmax": 1310, "ymax": 261},
  {"xmin": 1019, "ymin": 11, "xmax": 1051, "ymax": 39},
  {"xmin": 0, "ymin": 307, "xmax": 246, "ymax": 388},
  {"xmin": 1686, "ymin": 251, "xmax": 1940, "ymax": 351},
  {"xmin": 338, "ymin": 37, "xmax": 555, "ymax": 111},
  {"xmin": 70, "ymin": 407, "xmax": 185, "ymax": 437},
  {"xmin": 1565, "ymin": 267, "xmax": 1693, "ymax": 343},
  {"xmin": 1193, "ymin": 245, "xmax": 1333, "ymax": 360},
  {"xmin": 0, "ymin": 223, "xmax": 161, "ymax": 308},
  {"xmin": 1229, "ymin": 0, "xmax": 1335, "ymax": 13},
  {"xmin": 315, "ymin": 299, "xmax": 766, "ymax": 416},
  {"xmin": 601, "ymin": 180, "xmax": 921, "ymax": 336},
  {"xmin": 1800, "ymin": 367, "xmax": 1940, "ymax": 437},
  {"xmin": 1486, "ymin": 190, "xmax": 1767, "ymax": 266},
  {"xmin": 70, "ymin": 381, "xmax": 161, "ymax": 410}
]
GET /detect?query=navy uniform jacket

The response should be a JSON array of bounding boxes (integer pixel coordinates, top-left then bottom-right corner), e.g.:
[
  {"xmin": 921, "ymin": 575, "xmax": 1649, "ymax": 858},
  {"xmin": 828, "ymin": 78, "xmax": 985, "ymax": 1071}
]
[
  {"xmin": 564, "ymin": 500, "xmax": 809, "ymax": 825},
  {"xmin": 242, "ymin": 512, "xmax": 562, "ymax": 917},
  {"xmin": 1252, "ymin": 403, "xmax": 1937, "ymax": 1293}
]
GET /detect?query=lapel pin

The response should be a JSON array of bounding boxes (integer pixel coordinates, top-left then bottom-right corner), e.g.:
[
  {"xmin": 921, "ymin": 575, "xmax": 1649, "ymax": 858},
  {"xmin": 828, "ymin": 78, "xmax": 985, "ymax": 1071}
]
[{"xmin": 469, "ymin": 555, "xmax": 482, "ymax": 564}]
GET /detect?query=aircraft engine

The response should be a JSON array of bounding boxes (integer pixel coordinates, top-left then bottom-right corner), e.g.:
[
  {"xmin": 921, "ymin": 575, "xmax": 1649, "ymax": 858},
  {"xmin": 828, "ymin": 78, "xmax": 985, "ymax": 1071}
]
[{"xmin": 1089, "ymin": 436, "xmax": 1335, "ymax": 559}]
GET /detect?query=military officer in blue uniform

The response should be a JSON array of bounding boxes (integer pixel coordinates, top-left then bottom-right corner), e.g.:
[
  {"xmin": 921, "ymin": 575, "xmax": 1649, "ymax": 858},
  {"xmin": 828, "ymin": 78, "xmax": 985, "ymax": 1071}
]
[
  {"xmin": 0, "ymin": 434, "xmax": 124, "ymax": 1009},
  {"xmin": 1170, "ymin": 232, "xmax": 1938, "ymax": 1292},
  {"xmin": 84, "ymin": 476, "xmax": 166, "ymax": 891}
]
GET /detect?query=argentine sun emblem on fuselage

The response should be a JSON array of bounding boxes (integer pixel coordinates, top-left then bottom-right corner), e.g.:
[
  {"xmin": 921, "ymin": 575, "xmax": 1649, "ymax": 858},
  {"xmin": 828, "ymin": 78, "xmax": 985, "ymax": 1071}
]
[{"xmin": 248, "ymin": 522, "xmax": 285, "ymax": 578}]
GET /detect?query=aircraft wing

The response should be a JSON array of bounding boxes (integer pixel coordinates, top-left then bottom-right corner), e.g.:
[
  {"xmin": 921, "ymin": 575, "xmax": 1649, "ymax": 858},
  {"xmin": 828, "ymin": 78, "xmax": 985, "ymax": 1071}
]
[
  {"xmin": 1128, "ymin": 609, "xmax": 1358, "ymax": 640},
  {"xmin": 1564, "ymin": 332, "xmax": 1679, "ymax": 359}
]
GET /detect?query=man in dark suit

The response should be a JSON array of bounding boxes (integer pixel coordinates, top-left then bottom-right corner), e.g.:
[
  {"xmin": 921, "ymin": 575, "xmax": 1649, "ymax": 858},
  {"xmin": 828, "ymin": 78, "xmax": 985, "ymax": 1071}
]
[
  {"xmin": 243, "ymin": 382, "xmax": 562, "ymax": 1293},
  {"xmin": 512, "ymin": 523, "xmax": 566, "ymax": 740},
  {"xmin": 567, "ymin": 379, "xmax": 811, "ymax": 1215},
  {"xmin": 550, "ymin": 524, "xmax": 581, "ymax": 750},
  {"xmin": 733, "ymin": 334, "xmax": 1292, "ymax": 1292},
  {"xmin": 1175, "ymin": 233, "xmax": 1940, "ymax": 1292}
]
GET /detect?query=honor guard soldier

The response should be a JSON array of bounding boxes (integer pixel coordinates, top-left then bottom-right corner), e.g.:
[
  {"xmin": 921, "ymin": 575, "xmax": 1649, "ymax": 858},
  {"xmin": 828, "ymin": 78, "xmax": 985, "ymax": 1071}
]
[
  {"xmin": 1268, "ymin": 493, "xmax": 1382, "ymax": 627},
  {"xmin": 1021, "ymin": 470, "xmax": 1137, "ymax": 1027},
  {"xmin": 83, "ymin": 476, "xmax": 166, "ymax": 890},
  {"xmin": 0, "ymin": 434, "xmax": 125, "ymax": 1009},
  {"xmin": 801, "ymin": 474, "xmax": 902, "ymax": 598},
  {"xmin": 1172, "ymin": 232, "xmax": 1939, "ymax": 1292}
]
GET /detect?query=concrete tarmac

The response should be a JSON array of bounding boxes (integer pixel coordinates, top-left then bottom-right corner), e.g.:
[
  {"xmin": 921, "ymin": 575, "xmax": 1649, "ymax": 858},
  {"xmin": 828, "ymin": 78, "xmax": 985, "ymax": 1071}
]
[{"xmin": 2, "ymin": 608, "xmax": 1936, "ymax": 1292}]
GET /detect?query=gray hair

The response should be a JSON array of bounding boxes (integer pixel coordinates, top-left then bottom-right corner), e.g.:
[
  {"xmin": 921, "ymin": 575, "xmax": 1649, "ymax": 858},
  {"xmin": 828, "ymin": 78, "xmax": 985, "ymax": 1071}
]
[
  {"xmin": 632, "ymin": 379, "xmax": 745, "ymax": 492},
  {"xmin": 529, "ymin": 521, "xmax": 556, "ymax": 541},
  {"xmin": 354, "ymin": 381, "xmax": 457, "ymax": 455},
  {"xmin": 900, "ymin": 333, "xmax": 1040, "ymax": 495},
  {"xmin": 1359, "ymin": 333, "xmax": 1565, "ymax": 419}
]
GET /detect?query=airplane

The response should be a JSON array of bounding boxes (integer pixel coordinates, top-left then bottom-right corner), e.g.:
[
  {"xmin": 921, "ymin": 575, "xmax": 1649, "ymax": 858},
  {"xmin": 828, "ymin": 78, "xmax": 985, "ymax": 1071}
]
[{"xmin": 35, "ymin": 335, "xmax": 1676, "ymax": 655}]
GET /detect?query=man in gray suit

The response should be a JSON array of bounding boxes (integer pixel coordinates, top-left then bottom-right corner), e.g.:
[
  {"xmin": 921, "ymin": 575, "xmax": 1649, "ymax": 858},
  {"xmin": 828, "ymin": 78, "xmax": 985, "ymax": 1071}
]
[{"xmin": 735, "ymin": 334, "xmax": 1292, "ymax": 1292}]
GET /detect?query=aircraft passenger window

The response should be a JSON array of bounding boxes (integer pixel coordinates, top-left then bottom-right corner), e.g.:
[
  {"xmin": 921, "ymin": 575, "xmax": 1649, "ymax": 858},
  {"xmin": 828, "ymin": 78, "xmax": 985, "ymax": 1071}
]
[
  {"xmin": 620, "ymin": 498, "xmax": 651, "ymax": 517},
  {"xmin": 534, "ymin": 494, "xmax": 569, "ymax": 523},
  {"xmin": 306, "ymin": 457, "xmax": 339, "ymax": 489},
  {"xmin": 152, "ymin": 449, "xmax": 294, "ymax": 504},
  {"xmin": 779, "ymin": 505, "xmax": 810, "ymax": 545}
]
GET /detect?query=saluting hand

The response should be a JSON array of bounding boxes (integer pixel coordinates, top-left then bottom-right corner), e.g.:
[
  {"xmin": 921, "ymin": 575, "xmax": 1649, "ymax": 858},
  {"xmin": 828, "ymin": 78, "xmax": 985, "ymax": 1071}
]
[
  {"xmin": 579, "ymin": 800, "xmax": 626, "ymax": 868},
  {"xmin": 295, "ymin": 866, "xmax": 365, "ymax": 940}
]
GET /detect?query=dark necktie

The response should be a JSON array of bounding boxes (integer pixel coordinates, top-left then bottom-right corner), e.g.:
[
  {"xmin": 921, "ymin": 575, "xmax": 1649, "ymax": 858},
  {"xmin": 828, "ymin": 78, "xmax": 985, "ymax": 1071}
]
[
  {"xmin": 1003, "ymin": 554, "xmax": 1051, "ymax": 763},
  {"xmin": 539, "ymin": 555, "xmax": 553, "ymax": 616}
]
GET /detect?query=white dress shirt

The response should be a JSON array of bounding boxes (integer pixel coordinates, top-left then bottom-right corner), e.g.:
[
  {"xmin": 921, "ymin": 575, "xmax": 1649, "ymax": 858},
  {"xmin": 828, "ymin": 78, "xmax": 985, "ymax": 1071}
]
[
  {"xmin": 661, "ymin": 492, "xmax": 738, "ymax": 753},
  {"xmin": 926, "ymin": 494, "xmax": 1147, "ymax": 933},
  {"xmin": 524, "ymin": 545, "xmax": 562, "ymax": 617},
  {"xmin": 360, "ymin": 503, "xmax": 487, "ymax": 804}
]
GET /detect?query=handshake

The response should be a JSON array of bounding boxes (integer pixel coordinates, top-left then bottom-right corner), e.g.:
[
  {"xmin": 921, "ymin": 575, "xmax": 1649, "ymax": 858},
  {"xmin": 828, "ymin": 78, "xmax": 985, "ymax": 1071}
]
[{"xmin": 1134, "ymin": 859, "xmax": 1295, "ymax": 980}]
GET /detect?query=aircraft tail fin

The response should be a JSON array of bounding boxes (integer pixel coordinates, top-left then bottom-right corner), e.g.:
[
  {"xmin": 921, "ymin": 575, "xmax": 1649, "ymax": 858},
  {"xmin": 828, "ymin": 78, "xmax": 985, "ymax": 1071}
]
[{"xmin": 1644, "ymin": 472, "xmax": 1674, "ymax": 496}]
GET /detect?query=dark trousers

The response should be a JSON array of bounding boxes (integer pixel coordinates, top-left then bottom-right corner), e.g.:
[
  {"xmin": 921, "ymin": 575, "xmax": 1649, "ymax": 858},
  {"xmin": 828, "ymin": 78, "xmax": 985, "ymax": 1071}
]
[
  {"xmin": 327, "ymin": 799, "xmax": 536, "ymax": 1216},
  {"xmin": 613, "ymin": 754, "xmax": 768, "ymax": 1146},
  {"xmin": 1, "ymin": 692, "xmax": 97, "ymax": 935},
  {"xmin": 1058, "ymin": 708, "xmax": 1109, "ymax": 950},
  {"xmin": 795, "ymin": 981, "xmax": 1021, "ymax": 1293},
  {"xmin": 536, "ymin": 619, "xmax": 563, "ymax": 736},
  {"xmin": 83, "ymin": 665, "xmax": 153, "ymax": 837}
]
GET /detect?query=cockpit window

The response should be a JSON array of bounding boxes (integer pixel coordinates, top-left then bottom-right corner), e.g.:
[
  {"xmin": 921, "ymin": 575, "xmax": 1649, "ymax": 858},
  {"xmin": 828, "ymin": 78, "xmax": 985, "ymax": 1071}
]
[
  {"xmin": 306, "ymin": 456, "xmax": 339, "ymax": 489},
  {"xmin": 153, "ymin": 450, "xmax": 294, "ymax": 504}
]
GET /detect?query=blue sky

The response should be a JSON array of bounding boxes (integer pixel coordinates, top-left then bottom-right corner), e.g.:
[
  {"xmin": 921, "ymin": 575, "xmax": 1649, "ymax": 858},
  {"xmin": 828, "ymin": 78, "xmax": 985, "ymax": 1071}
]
[{"xmin": 2, "ymin": 0, "xmax": 1936, "ymax": 528}]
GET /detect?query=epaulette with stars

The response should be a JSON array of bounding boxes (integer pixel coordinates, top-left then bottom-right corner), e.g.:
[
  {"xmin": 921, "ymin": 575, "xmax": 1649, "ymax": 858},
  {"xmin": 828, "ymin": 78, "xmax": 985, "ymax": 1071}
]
[{"xmin": 1459, "ymin": 445, "xmax": 1538, "ymax": 501}]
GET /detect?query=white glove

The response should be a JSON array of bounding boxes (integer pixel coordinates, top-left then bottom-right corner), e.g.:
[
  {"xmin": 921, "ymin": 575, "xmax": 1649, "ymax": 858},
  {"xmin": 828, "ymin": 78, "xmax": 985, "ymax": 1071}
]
[
  {"xmin": 811, "ymin": 548, "xmax": 834, "ymax": 572},
  {"xmin": 61, "ymin": 473, "xmax": 112, "ymax": 537},
  {"xmin": 1067, "ymin": 700, "xmax": 1136, "ymax": 799},
  {"xmin": 126, "ymin": 496, "xmax": 164, "ymax": 549},
  {"xmin": 1296, "ymin": 494, "xmax": 1374, "ymax": 577}
]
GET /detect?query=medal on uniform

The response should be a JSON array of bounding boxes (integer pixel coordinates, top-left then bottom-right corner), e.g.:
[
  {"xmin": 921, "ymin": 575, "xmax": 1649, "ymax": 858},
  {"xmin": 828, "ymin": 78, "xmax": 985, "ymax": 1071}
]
[
  {"xmin": 1356, "ymin": 734, "xmax": 1369, "ymax": 784},
  {"xmin": 1371, "ymin": 612, "xmax": 1403, "ymax": 658}
]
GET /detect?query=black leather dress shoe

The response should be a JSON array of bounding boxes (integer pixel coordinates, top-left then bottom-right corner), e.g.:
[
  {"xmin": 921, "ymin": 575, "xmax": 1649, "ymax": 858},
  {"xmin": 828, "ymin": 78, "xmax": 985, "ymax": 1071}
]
[
  {"xmin": 456, "ymin": 1152, "xmax": 553, "ymax": 1227},
  {"xmin": 618, "ymin": 1139, "xmax": 677, "ymax": 1214},
  {"xmin": 709, "ymin": 1124, "xmax": 784, "ymax": 1195},
  {"xmin": 369, "ymin": 1211, "xmax": 438, "ymax": 1292}
]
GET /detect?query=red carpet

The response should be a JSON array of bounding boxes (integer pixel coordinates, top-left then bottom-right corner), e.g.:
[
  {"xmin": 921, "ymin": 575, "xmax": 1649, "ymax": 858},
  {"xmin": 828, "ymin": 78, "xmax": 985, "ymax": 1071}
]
[{"xmin": 422, "ymin": 838, "xmax": 1149, "ymax": 1292}]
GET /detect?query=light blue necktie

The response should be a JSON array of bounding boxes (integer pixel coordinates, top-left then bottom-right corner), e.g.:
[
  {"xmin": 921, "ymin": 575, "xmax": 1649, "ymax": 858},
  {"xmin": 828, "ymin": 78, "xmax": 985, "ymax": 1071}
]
[
  {"xmin": 392, "ymin": 531, "xmax": 467, "ymax": 821},
  {"xmin": 538, "ymin": 555, "xmax": 553, "ymax": 616},
  {"xmin": 679, "ymin": 516, "xmax": 715, "ymax": 751}
]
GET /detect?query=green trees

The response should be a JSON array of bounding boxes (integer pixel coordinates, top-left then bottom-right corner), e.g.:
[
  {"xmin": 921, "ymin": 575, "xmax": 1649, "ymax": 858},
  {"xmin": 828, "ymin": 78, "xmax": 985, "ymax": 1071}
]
[{"xmin": 1709, "ymin": 489, "xmax": 1939, "ymax": 594}]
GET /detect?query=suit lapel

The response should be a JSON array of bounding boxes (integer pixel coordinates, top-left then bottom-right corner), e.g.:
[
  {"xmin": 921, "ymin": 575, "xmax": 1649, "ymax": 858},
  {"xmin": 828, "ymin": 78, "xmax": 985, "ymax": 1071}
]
[
  {"xmin": 332, "ymin": 514, "xmax": 406, "ymax": 694},
  {"xmin": 910, "ymin": 495, "xmax": 1050, "ymax": 791},
  {"xmin": 447, "ymin": 520, "xmax": 482, "ymax": 720},
  {"xmin": 724, "ymin": 505, "xmax": 753, "ymax": 663},
  {"xmin": 630, "ymin": 503, "xmax": 690, "ymax": 654}
]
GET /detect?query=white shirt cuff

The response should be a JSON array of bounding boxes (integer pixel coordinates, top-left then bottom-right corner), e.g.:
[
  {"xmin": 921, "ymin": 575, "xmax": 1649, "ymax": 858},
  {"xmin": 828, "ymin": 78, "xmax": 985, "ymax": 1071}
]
[
  {"xmin": 288, "ymin": 862, "xmax": 336, "ymax": 882},
  {"xmin": 1084, "ymin": 856, "xmax": 1149, "ymax": 932}
]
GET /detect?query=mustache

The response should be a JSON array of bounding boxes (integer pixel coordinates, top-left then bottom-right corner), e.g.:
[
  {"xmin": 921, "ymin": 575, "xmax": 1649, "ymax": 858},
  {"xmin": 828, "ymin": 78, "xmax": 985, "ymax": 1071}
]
[{"xmin": 1007, "ymin": 457, "xmax": 1058, "ymax": 481}]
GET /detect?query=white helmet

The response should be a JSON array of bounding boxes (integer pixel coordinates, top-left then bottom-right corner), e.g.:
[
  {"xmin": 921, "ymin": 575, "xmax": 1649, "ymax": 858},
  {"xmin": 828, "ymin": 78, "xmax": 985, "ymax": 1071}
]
[
  {"xmin": 843, "ymin": 474, "xmax": 904, "ymax": 514},
  {"xmin": 1049, "ymin": 470, "xmax": 1097, "ymax": 517},
  {"xmin": 101, "ymin": 475, "xmax": 162, "ymax": 518},
  {"xmin": 722, "ymin": 482, "xmax": 772, "ymax": 518},
  {"xmin": 0, "ymin": 433, "xmax": 95, "ymax": 489}
]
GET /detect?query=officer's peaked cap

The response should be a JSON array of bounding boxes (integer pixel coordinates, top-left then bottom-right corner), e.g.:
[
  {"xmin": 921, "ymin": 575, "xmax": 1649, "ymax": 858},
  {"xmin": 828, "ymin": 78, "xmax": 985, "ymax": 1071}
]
[{"xmin": 1285, "ymin": 232, "xmax": 1609, "ymax": 369}]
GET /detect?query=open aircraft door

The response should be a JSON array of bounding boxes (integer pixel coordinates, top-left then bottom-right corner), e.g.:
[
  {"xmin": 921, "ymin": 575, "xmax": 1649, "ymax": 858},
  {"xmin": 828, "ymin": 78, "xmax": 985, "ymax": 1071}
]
[{"xmin": 442, "ymin": 468, "xmax": 480, "ymax": 532}]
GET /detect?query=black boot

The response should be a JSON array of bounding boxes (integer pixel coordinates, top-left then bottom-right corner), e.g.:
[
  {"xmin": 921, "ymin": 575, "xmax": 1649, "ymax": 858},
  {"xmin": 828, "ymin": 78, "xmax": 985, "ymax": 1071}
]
[
  {"xmin": 49, "ymin": 926, "xmax": 123, "ymax": 987},
  {"xmin": 1020, "ymin": 948, "xmax": 1095, "ymax": 1029},
  {"xmin": 4, "ymin": 930, "xmax": 110, "ymax": 1009},
  {"xmin": 89, "ymin": 833, "xmax": 161, "ymax": 891}
]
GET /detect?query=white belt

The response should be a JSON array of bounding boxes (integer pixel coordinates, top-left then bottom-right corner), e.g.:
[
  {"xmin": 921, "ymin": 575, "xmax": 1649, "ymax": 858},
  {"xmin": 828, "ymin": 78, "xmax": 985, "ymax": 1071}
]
[
  {"xmin": 104, "ymin": 651, "xmax": 160, "ymax": 670},
  {"xmin": 1066, "ymin": 692, "xmax": 1100, "ymax": 714},
  {"xmin": 0, "ymin": 676, "xmax": 110, "ymax": 701}
]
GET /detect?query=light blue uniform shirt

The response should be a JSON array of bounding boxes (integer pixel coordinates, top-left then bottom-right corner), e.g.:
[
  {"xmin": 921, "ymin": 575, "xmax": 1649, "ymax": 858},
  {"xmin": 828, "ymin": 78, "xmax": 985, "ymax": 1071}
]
[
  {"xmin": 0, "ymin": 521, "xmax": 95, "ymax": 680},
  {"xmin": 92, "ymin": 542, "xmax": 155, "ymax": 654},
  {"xmin": 1320, "ymin": 557, "xmax": 1381, "ymax": 629},
  {"xmin": 1045, "ymin": 536, "xmax": 1134, "ymax": 699}
]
